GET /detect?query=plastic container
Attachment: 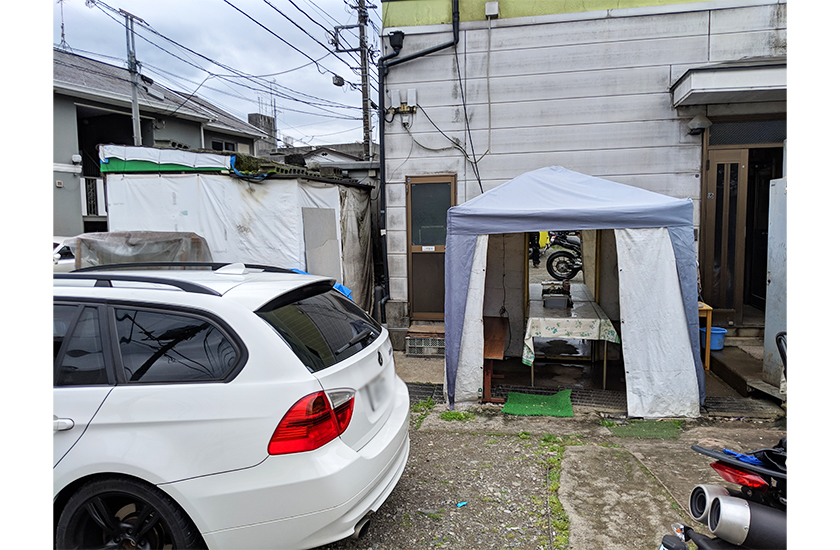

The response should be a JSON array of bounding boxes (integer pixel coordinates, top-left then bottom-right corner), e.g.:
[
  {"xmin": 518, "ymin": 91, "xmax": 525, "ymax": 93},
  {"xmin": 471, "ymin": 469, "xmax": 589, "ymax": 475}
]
[{"xmin": 700, "ymin": 327, "xmax": 728, "ymax": 350}]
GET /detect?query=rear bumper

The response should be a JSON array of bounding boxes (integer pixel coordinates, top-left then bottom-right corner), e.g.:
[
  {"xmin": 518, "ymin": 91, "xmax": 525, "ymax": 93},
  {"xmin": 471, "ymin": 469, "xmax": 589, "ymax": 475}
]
[{"xmin": 162, "ymin": 377, "xmax": 411, "ymax": 550}]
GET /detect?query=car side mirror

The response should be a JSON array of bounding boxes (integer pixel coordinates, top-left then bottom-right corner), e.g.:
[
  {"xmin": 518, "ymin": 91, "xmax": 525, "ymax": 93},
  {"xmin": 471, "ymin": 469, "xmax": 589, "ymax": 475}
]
[{"xmin": 54, "ymin": 253, "xmax": 61, "ymax": 264}]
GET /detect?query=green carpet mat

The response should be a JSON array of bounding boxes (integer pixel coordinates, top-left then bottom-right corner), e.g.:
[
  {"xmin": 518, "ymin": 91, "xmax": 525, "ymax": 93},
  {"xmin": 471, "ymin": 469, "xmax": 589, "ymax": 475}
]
[{"xmin": 502, "ymin": 389, "xmax": 573, "ymax": 417}]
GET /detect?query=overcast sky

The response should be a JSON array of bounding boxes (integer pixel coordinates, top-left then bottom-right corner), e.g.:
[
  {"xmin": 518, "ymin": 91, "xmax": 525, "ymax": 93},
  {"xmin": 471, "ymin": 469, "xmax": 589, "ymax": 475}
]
[{"xmin": 51, "ymin": 0, "xmax": 384, "ymax": 148}]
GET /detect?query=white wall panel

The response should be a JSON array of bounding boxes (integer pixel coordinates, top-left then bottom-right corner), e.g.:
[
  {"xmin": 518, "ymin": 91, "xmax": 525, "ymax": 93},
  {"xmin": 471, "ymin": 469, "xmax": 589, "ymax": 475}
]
[
  {"xmin": 710, "ymin": 4, "xmax": 786, "ymax": 34},
  {"xmin": 387, "ymin": 93, "xmax": 679, "ymax": 141},
  {"xmin": 387, "ymin": 205, "xmax": 406, "ymax": 231},
  {"xmin": 387, "ymin": 118, "xmax": 692, "ymax": 157},
  {"xmin": 384, "ymin": 180, "xmax": 406, "ymax": 206},
  {"xmin": 388, "ymin": 9, "xmax": 709, "ymax": 55},
  {"xmin": 386, "ymin": 35, "xmax": 709, "ymax": 84},
  {"xmin": 386, "ymin": 66, "xmax": 672, "ymax": 109},
  {"xmin": 490, "ymin": 120, "xmax": 686, "ymax": 154},
  {"xmin": 709, "ymin": 29, "xmax": 787, "ymax": 61}
]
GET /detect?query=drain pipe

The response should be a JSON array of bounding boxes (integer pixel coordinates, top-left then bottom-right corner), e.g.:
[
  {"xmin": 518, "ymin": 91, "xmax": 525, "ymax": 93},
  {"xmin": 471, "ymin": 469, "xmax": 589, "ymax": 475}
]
[{"xmin": 376, "ymin": 0, "xmax": 460, "ymax": 324}]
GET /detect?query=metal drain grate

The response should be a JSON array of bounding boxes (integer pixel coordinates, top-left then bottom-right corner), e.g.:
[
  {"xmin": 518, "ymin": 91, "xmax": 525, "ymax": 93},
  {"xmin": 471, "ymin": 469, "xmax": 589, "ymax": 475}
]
[
  {"xmin": 491, "ymin": 384, "xmax": 627, "ymax": 411},
  {"xmin": 405, "ymin": 384, "xmax": 784, "ymax": 419},
  {"xmin": 407, "ymin": 383, "xmax": 447, "ymax": 405}
]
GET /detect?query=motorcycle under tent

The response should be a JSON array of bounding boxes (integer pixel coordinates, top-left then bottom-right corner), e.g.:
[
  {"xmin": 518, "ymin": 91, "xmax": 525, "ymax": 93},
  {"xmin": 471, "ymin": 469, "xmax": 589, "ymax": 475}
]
[{"xmin": 445, "ymin": 166, "xmax": 704, "ymax": 418}]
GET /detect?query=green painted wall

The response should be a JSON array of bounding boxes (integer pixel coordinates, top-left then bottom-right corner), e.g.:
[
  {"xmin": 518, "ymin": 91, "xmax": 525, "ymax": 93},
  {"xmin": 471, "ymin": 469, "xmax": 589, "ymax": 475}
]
[{"xmin": 382, "ymin": 0, "xmax": 717, "ymax": 27}]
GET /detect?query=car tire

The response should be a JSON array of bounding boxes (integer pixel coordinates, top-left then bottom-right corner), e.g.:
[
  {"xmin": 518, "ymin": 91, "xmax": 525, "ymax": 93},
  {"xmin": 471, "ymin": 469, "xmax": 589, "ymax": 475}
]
[{"xmin": 55, "ymin": 476, "xmax": 204, "ymax": 550}]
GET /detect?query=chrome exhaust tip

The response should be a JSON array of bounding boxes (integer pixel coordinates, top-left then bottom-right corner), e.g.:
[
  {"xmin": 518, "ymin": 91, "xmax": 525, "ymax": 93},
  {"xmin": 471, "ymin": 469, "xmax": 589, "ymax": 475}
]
[
  {"xmin": 709, "ymin": 496, "xmax": 786, "ymax": 549},
  {"xmin": 688, "ymin": 484, "xmax": 731, "ymax": 525},
  {"xmin": 350, "ymin": 517, "xmax": 371, "ymax": 540}
]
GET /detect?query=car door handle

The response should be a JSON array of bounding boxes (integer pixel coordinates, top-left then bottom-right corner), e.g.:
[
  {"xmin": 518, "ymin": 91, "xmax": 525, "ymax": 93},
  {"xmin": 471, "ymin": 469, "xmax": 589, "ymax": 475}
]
[{"xmin": 53, "ymin": 416, "xmax": 75, "ymax": 432}]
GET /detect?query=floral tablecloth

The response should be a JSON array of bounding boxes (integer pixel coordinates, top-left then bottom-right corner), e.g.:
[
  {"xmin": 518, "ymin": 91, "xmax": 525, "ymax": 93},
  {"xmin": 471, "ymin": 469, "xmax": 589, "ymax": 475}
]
[{"xmin": 522, "ymin": 297, "xmax": 620, "ymax": 367}]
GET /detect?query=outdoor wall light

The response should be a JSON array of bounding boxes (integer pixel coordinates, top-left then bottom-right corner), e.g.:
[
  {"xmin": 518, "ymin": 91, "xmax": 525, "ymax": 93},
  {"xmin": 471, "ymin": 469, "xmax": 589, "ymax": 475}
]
[
  {"xmin": 688, "ymin": 114, "xmax": 712, "ymax": 135},
  {"xmin": 388, "ymin": 31, "xmax": 405, "ymax": 53}
]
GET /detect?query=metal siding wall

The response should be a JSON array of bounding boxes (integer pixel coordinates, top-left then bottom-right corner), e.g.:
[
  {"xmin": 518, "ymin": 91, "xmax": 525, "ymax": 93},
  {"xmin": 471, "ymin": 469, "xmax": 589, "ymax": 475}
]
[
  {"xmin": 53, "ymin": 95, "xmax": 85, "ymax": 236},
  {"xmin": 382, "ymin": 2, "xmax": 785, "ymax": 310}
]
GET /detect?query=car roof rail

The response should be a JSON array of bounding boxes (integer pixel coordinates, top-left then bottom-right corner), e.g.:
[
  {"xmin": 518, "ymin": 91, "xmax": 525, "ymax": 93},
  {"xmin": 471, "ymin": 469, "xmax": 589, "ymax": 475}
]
[
  {"xmin": 72, "ymin": 262, "xmax": 297, "ymax": 274},
  {"xmin": 54, "ymin": 273, "xmax": 222, "ymax": 296}
]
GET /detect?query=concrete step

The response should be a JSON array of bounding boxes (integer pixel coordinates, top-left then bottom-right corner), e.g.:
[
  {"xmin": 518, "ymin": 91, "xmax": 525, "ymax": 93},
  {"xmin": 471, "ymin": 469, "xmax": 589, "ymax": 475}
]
[
  {"xmin": 724, "ymin": 326, "xmax": 764, "ymax": 339},
  {"xmin": 709, "ymin": 347, "xmax": 784, "ymax": 403},
  {"xmin": 723, "ymin": 336, "xmax": 763, "ymax": 349}
]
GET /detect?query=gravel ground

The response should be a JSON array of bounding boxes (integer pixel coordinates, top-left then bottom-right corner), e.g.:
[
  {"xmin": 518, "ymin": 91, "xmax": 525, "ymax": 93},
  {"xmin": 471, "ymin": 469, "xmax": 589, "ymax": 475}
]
[
  {"xmin": 313, "ymin": 402, "xmax": 785, "ymax": 550},
  {"xmin": 317, "ymin": 427, "xmax": 568, "ymax": 549}
]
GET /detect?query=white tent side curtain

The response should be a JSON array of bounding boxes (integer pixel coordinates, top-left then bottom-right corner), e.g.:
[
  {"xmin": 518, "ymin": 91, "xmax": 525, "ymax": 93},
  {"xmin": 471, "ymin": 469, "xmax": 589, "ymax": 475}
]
[{"xmin": 443, "ymin": 166, "xmax": 704, "ymax": 418}]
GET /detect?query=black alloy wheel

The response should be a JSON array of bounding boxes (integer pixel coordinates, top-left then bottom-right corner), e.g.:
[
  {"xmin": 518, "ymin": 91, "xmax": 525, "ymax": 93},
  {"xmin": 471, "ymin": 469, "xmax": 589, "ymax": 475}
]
[
  {"xmin": 56, "ymin": 477, "xmax": 204, "ymax": 550},
  {"xmin": 546, "ymin": 250, "xmax": 581, "ymax": 281}
]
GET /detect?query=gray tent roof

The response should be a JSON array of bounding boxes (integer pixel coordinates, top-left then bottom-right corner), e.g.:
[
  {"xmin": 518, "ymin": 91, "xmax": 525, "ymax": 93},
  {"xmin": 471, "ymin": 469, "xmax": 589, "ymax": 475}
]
[{"xmin": 448, "ymin": 166, "xmax": 693, "ymax": 235}]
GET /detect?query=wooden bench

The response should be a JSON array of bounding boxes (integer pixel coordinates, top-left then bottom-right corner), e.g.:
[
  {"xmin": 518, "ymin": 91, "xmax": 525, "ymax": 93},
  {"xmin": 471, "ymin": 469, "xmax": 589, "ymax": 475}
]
[{"xmin": 482, "ymin": 316, "xmax": 509, "ymax": 403}]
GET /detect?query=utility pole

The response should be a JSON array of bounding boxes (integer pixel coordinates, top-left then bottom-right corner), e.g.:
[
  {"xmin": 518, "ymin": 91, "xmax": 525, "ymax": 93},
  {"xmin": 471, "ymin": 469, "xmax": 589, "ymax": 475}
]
[
  {"xmin": 334, "ymin": 2, "xmax": 372, "ymax": 160},
  {"xmin": 121, "ymin": 9, "xmax": 144, "ymax": 146},
  {"xmin": 358, "ymin": 0, "xmax": 371, "ymax": 161}
]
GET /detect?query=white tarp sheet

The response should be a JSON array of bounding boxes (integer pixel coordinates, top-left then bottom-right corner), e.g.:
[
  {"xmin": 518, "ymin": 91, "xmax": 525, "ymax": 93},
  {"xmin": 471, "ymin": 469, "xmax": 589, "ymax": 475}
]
[
  {"xmin": 455, "ymin": 235, "xmax": 489, "ymax": 403},
  {"xmin": 106, "ymin": 173, "xmax": 342, "ymax": 280},
  {"xmin": 615, "ymin": 228, "xmax": 699, "ymax": 418},
  {"xmin": 99, "ymin": 145, "xmax": 232, "ymax": 169}
]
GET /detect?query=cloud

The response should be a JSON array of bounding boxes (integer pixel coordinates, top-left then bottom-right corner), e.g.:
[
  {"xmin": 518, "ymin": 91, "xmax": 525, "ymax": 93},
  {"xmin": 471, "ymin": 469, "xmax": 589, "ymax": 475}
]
[{"xmin": 53, "ymin": 0, "xmax": 375, "ymax": 146}]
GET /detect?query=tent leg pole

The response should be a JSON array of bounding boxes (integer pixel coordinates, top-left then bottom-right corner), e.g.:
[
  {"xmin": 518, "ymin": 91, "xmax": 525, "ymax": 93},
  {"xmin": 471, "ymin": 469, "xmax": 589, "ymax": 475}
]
[{"xmin": 602, "ymin": 340, "xmax": 607, "ymax": 390}]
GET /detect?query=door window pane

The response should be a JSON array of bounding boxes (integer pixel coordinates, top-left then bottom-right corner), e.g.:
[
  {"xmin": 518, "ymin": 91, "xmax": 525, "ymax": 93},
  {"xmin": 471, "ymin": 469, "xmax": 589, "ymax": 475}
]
[
  {"xmin": 115, "ymin": 309, "xmax": 239, "ymax": 383},
  {"xmin": 410, "ymin": 182, "xmax": 450, "ymax": 246},
  {"xmin": 56, "ymin": 307, "xmax": 108, "ymax": 386},
  {"xmin": 725, "ymin": 163, "xmax": 740, "ymax": 306}
]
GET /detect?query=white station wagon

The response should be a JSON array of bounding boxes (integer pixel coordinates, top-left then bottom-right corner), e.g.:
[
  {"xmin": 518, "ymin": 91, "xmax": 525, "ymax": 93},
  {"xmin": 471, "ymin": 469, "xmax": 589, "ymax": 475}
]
[{"xmin": 53, "ymin": 263, "xmax": 410, "ymax": 549}]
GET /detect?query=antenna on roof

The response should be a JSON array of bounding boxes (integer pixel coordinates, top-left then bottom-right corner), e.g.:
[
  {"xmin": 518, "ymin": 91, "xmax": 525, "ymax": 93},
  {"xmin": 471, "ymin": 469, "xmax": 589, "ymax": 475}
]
[{"xmin": 57, "ymin": 0, "xmax": 71, "ymax": 51}]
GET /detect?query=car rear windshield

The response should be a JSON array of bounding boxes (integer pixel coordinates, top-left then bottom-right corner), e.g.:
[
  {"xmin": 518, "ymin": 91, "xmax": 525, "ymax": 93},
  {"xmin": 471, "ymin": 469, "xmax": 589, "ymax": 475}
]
[{"xmin": 256, "ymin": 283, "xmax": 382, "ymax": 372}]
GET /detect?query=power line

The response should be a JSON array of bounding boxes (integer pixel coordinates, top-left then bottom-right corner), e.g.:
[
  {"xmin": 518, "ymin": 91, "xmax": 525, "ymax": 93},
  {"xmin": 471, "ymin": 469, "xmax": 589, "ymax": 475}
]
[
  {"xmin": 223, "ymin": 0, "xmax": 349, "ymax": 84},
  {"xmin": 285, "ymin": 0, "xmax": 357, "ymax": 57},
  {"xmin": 262, "ymin": 0, "xmax": 361, "ymax": 77},
  {"xmin": 91, "ymin": 0, "xmax": 357, "ymax": 110}
]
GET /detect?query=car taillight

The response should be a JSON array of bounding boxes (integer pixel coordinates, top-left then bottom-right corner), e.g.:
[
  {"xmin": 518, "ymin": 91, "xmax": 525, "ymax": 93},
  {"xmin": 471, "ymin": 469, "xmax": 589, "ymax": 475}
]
[
  {"xmin": 268, "ymin": 390, "xmax": 355, "ymax": 455},
  {"xmin": 710, "ymin": 461, "xmax": 769, "ymax": 489}
]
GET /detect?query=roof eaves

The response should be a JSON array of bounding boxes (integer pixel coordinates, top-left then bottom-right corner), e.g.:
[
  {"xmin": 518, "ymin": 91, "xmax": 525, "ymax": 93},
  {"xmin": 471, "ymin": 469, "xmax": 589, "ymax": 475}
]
[{"xmin": 55, "ymin": 81, "xmax": 214, "ymax": 123}]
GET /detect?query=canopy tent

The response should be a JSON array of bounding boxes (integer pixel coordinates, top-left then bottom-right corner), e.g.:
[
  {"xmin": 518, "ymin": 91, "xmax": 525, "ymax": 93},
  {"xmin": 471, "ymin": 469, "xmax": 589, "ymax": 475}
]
[{"xmin": 444, "ymin": 166, "xmax": 704, "ymax": 418}]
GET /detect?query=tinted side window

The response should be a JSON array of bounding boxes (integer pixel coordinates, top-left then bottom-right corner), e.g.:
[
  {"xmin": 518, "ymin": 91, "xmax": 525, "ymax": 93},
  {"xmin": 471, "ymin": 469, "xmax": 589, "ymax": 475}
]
[
  {"xmin": 257, "ymin": 289, "xmax": 381, "ymax": 372},
  {"xmin": 56, "ymin": 306, "xmax": 109, "ymax": 386},
  {"xmin": 115, "ymin": 308, "xmax": 239, "ymax": 383},
  {"xmin": 54, "ymin": 304, "xmax": 78, "ymax": 363}
]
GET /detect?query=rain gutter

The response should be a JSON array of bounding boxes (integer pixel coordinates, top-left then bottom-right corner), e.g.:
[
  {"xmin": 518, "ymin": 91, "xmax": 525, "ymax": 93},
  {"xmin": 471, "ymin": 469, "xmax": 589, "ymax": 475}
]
[{"xmin": 376, "ymin": 0, "xmax": 460, "ymax": 324}]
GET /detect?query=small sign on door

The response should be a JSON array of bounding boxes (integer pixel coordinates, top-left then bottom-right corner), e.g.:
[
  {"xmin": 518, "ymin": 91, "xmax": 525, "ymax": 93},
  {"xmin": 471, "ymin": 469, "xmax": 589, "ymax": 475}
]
[{"xmin": 422, "ymin": 246, "xmax": 435, "ymax": 252}]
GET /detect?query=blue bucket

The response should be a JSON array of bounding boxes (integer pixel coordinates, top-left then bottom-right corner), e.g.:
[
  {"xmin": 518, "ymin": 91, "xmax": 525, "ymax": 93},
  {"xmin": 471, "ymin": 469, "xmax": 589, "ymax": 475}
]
[{"xmin": 700, "ymin": 327, "xmax": 728, "ymax": 351}]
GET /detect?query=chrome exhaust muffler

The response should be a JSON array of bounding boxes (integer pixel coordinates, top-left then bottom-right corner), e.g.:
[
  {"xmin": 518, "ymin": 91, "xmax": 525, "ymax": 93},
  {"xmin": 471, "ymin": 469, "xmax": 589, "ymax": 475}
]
[
  {"xmin": 350, "ymin": 516, "xmax": 371, "ymax": 540},
  {"xmin": 688, "ymin": 484, "xmax": 733, "ymax": 525},
  {"xmin": 708, "ymin": 495, "xmax": 786, "ymax": 549}
]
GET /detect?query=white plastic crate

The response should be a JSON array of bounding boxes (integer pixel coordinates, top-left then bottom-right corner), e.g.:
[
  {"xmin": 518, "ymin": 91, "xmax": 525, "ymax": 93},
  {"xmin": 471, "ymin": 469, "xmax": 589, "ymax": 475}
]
[{"xmin": 405, "ymin": 336, "xmax": 445, "ymax": 357}]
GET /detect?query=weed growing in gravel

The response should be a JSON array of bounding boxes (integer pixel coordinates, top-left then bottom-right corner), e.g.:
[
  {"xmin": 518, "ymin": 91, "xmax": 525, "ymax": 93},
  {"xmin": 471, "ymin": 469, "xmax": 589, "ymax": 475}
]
[
  {"xmin": 518, "ymin": 431, "xmax": 531, "ymax": 439},
  {"xmin": 410, "ymin": 397, "xmax": 436, "ymax": 430},
  {"xmin": 526, "ymin": 434, "xmax": 573, "ymax": 548},
  {"xmin": 411, "ymin": 397, "xmax": 435, "ymax": 412},
  {"xmin": 439, "ymin": 410, "xmax": 475, "ymax": 422}
]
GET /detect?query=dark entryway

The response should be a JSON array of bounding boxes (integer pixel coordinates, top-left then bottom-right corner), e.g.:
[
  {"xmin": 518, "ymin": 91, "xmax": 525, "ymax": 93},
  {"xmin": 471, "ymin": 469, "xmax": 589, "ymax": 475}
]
[{"xmin": 701, "ymin": 119, "xmax": 785, "ymax": 326}]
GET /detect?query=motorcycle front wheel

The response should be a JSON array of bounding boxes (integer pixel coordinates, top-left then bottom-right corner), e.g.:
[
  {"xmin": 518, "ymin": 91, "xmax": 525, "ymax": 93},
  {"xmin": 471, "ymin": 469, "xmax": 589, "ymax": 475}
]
[{"xmin": 546, "ymin": 250, "xmax": 581, "ymax": 281}]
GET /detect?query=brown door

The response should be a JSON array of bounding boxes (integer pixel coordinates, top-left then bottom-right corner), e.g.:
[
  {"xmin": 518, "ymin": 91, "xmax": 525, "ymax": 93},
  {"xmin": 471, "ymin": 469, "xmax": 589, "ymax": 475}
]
[
  {"xmin": 702, "ymin": 149, "xmax": 748, "ymax": 321},
  {"xmin": 406, "ymin": 175, "xmax": 456, "ymax": 321}
]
